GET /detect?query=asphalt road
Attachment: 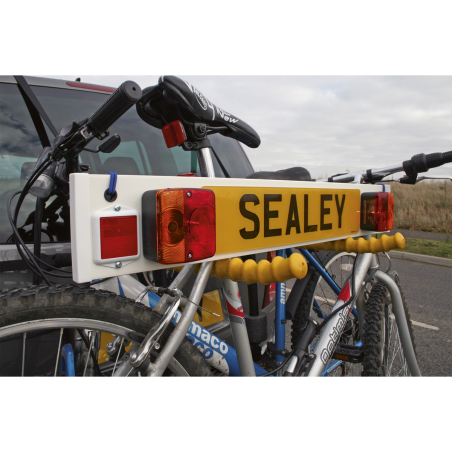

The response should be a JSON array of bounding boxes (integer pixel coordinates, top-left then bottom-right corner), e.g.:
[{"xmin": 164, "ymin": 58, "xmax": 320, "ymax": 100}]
[
  {"xmin": 285, "ymin": 258, "xmax": 451, "ymax": 376},
  {"xmin": 390, "ymin": 259, "xmax": 452, "ymax": 376}
]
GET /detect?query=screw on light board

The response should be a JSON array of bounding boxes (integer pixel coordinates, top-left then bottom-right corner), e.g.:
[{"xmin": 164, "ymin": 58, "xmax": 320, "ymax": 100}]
[
  {"xmin": 186, "ymin": 192, "xmax": 192, "ymax": 198},
  {"xmin": 115, "ymin": 262, "xmax": 122, "ymax": 268},
  {"xmin": 114, "ymin": 205, "xmax": 121, "ymax": 211}
]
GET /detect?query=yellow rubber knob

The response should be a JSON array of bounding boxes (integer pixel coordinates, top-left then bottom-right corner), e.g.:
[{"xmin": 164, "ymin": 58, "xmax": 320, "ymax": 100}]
[
  {"xmin": 301, "ymin": 232, "xmax": 406, "ymax": 254},
  {"xmin": 228, "ymin": 258, "xmax": 244, "ymax": 282},
  {"xmin": 214, "ymin": 259, "xmax": 230, "ymax": 279},
  {"xmin": 288, "ymin": 253, "xmax": 308, "ymax": 280},
  {"xmin": 242, "ymin": 259, "xmax": 258, "ymax": 284},
  {"xmin": 257, "ymin": 259, "xmax": 273, "ymax": 285}
]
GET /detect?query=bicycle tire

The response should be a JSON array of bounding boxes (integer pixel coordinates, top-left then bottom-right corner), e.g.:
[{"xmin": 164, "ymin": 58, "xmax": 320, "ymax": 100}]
[
  {"xmin": 291, "ymin": 250, "xmax": 362, "ymax": 376},
  {"xmin": 362, "ymin": 278, "xmax": 416, "ymax": 376},
  {"xmin": 0, "ymin": 285, "xmax": 212, "ymax": 377}
]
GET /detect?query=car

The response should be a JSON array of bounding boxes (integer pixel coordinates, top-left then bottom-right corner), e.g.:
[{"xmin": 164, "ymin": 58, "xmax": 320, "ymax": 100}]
[{"xmin": 0, "ymin": 76, "xmax": 256, "ymax": 293}]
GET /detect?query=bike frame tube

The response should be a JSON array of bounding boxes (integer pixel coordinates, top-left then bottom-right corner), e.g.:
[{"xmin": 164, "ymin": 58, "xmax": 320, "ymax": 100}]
[
  {"xmin": 275, "ymin": 249, "xmax": 286, "ymax": 365},
  {"xmin": 308, "ymin": 253, "xmax": 373, "ymax": 376},
  {"xmin": 299, "ymin": 248, "xmax": 341, "ymax": 295},
  {"xmin": 374, "ymin": 271, "xmax": 421, "ymax": 376}
]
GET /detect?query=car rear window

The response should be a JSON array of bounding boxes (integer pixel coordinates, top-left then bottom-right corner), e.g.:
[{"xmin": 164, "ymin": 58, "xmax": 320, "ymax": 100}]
[{"xmin": 0, "ymin": 82, "xmax": 254, "ymax": 244}]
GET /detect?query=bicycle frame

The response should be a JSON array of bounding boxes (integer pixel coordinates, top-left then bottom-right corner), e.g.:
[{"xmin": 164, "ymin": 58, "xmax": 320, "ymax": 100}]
[{"xmin": 92, "ymin": 147, "xmax": 421, "ymax": 377}]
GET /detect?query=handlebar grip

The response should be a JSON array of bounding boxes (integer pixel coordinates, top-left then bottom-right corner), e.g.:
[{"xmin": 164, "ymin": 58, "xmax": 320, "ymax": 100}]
[
  {"xmin": 87, "ymin": 81, "xmax": 142, "ymax": 136},
  {"xmin": 425, "ymin": 151, "xmax": 452, "ymax": 169},
  {"xmin": 404, "ymin": 151, "xmax": 452, "ymax": 175}
]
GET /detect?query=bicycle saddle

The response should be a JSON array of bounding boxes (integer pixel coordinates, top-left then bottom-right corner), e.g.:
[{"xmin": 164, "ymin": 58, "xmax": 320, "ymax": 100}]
[
  {"xmin": 136, "ymin": 75, "xmax": 261, "ymax": 148},
  {"xmin": 246, "ymin": 167, "xmax": 313, "ymax": 181}
]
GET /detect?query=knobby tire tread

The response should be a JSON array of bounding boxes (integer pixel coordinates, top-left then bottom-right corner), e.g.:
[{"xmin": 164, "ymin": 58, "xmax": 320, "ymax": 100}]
[
  {"xmin": 361, "ymin": 281, "xmax": 416, "ymax": 376},
  {"xmin": 0, "ymin": 285, "xmax": 212, "ymax": 376}
]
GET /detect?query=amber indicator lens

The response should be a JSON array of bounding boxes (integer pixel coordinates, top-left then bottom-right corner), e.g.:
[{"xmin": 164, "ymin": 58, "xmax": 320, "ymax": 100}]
[
  {"xmin": 100, "ymin": 216, "xmax": 138, "ymax": 259},
  {"xmin": 156, "ymin": 188, "xmax": 215, "ymax": 265},
  {"xmin": 361, "ymin": 192, "xmax": 394, "ymax": 232},
  {"xmin": 162, "ymin": 120, "xmax": 187, "ymax": 148}
]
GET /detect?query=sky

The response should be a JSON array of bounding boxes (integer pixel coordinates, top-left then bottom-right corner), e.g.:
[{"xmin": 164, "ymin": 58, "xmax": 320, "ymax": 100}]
[{"xmin": 44, "ymin": 75, "xmax": 452, "ymax": 180}]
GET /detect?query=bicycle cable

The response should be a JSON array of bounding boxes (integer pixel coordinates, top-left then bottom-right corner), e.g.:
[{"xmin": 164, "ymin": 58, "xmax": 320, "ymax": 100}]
[
  {"xmin": 257, "ymin": 350, "xmax": 295, "ymax": 377},
  {"xmin": 314, "ymin": 259, "xmax": 357, "ymax": 335}
]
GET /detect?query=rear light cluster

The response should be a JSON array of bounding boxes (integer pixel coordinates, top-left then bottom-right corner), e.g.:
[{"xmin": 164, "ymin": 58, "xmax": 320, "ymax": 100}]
[
  {"xmin": 361, "ymin": 192, "xmax": 394, "ymax": 232},
  {"xmin": 162, "ymin": 120, "xmax": 187, "ymax": 148},
  {"xmin": 142, "ymin": 188, "xmax": 216, "ymax": 265}
]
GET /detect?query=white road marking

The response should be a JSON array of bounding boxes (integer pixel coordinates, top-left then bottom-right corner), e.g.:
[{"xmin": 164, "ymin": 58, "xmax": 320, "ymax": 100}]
[{"xmin": 389, "ymin": 314, "xmax": 439, "ymax": 331}]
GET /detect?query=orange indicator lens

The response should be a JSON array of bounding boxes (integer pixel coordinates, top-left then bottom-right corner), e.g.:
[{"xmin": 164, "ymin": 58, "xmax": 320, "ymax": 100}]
[{"xmin": 154, "ymin": 188, "xmax": 215, "ymax": 265}]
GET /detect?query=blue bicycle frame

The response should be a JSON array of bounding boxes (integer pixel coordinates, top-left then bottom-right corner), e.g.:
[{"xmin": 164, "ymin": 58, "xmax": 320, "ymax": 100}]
[{"xmin": 116, "ymin": 247, "xmax": 358, "ymax": 377}]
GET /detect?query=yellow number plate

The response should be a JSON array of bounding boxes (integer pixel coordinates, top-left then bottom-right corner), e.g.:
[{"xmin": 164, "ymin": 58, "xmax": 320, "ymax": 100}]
[{"xmin": 204, "ymin": 186, "xmax": 361, "ymax": 255}]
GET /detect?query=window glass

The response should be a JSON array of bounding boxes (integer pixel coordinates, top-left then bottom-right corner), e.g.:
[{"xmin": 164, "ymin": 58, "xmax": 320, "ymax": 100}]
[{"xmin": 0, "ymin": 82, "xmax": 254, "ymax": 244}]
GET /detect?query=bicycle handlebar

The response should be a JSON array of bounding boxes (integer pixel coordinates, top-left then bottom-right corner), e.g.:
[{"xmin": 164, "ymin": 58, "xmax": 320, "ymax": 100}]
[
  {"xmin": 87, "ymin": 80, "xmax": 142, "ymax": 136},
  {"xmin": 320, "ymin": 150, "xmax": 452, "ymax": 184},
  {"xmin": 403, "ymin": 151, "xmax": 452, "ymax": 175}
]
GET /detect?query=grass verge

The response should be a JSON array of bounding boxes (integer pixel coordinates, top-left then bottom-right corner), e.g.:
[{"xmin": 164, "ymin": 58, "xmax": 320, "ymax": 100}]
[{"xmin": 400, "ymin": 238, "xmax": 452, "ymax": 259}]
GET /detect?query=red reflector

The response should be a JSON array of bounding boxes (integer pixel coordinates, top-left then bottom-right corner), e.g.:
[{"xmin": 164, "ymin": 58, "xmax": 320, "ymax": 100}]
[
  {"xmin": 178, "ymin": 173, "xmax": 197, "ymax": 177},
  {"xmin": 66, "ymin": 81, "xmax": 116, "ymax": 93},
  {"xmin": 361, "ymin": 192, "xmax": 394, "ymax": 232},
  {"xmin": 162, "ymin": 121, "xmax": 187, "ymax": 148},
  {"xmin": 100, "ymin": 216, "xmax": 138, "ymax": 259}
]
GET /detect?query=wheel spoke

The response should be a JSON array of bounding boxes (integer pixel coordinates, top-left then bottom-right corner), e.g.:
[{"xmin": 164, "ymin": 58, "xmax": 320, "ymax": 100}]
[
  {"xmin": 21, "ymin": 332, "xmax": 27, "ymax": 377},
  {"xmin": 112, "ymin": 337, "xmax": 124, "ymax": 376},
  {"xmin": 54, "ymin": 328, "xmax": 64, "ymax": 377},
  {"xmin": 83, "ymin": 331, "xmax": 96, "ymax": 377}
]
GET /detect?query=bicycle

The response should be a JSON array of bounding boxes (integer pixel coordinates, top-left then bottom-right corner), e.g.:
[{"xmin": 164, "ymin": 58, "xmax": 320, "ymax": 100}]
[{"xmin": 1, "ymin": 75, "xmax": 451, "ymax": 376}]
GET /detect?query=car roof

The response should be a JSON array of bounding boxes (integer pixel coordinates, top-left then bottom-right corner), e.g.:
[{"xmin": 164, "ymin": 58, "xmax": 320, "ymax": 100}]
[{"xmin": 0, "ymin": 75, "xmax": 115, "ymax": 93}]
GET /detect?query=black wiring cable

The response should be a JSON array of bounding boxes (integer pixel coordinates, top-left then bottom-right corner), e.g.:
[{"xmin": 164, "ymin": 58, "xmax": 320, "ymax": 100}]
[
  {"xmin": 7, "ymin": 192, "xmax": 73, "ymax": 280},
  {"xmin": 7, "ymin": 191, "xmax": 52, "ymax": 285},
  {"xmin": 314, "ymin": 260, "xmax": 357, "ymax": 335},
  {"xmin": 257, "ymin": 351, "xmax": 295, "ymax": 377}
]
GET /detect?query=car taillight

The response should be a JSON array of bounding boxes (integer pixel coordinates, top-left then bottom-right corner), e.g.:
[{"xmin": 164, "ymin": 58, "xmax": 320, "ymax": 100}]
[
  {"xmin": 361, "ymin": 192, "xmax": 394, "ymax": 232},
  {"xmin": 92, "ymin": 207, "xmax": 140, "ymax": 266},
  {"xmin": 162, "ymin": 120, "xmax": 187, "ymax": 148},
  {"xmin": 142, "ymin": 188, "xmax": 216, "ymax": 265}
]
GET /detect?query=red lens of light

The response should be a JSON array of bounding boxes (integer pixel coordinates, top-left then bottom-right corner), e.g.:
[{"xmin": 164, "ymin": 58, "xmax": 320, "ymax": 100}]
[
  {"xmin": 178, "ymin": 173, "xmax": 197, "ymax": 177},
  {"xmin": 66, "ymin": 81, "xmax": 116, "ymax": 93},
  {"xmin": 156, "ymin": 188, "xmax": 215, "ymax": 264},
  {"xmin": 100, "ymin": 216, "xmax": 138, "ymax": 259},
  {"xmin": 185, "ymin": 190, "xmax": 216, "ymax": 261},
  {"xmin": 374, "ymin": 192, "xmax": 394, "ymax": 231},
  {"xmin": 162, "ymin": 120, "xmax": 187, "ymax": 148},
  {"xmin": 361, "ymin": 192, "xmax": 394, "ymax": 232}
]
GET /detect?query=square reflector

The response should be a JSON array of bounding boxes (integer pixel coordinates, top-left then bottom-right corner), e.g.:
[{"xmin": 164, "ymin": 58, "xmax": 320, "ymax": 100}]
[
  {"xmin": 92, "ymin": 206, "xmax": 140, "ymax": 266},
  {"xmin": 100, "ymin": 216, "xmax": 138, "ymax": 259}
]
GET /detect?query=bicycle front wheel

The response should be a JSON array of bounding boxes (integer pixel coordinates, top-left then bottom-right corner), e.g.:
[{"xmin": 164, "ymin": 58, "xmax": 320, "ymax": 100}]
[
  {"xmin": 362, "ymin": 277, "xmax": 416, "ymax": 376},
  {"xmin": 0, "ymin": 285, "xmax": 212, "ymax": 377}
]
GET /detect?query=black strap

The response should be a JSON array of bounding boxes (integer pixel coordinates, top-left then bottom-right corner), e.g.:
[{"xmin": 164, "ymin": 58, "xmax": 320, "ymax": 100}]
[
  {"xmin": 14, "ymin": 76, "xmax": 58, "ymax": 137},
  {"xmin": 12, "ymin": 76, "xmax": 58, "ymax": 283}
]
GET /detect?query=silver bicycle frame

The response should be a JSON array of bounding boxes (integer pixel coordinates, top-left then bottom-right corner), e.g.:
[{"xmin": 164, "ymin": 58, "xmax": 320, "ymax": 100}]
[{"xmin": 307, "ymin": 253, "xmax": 421, "ymax": 377}]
